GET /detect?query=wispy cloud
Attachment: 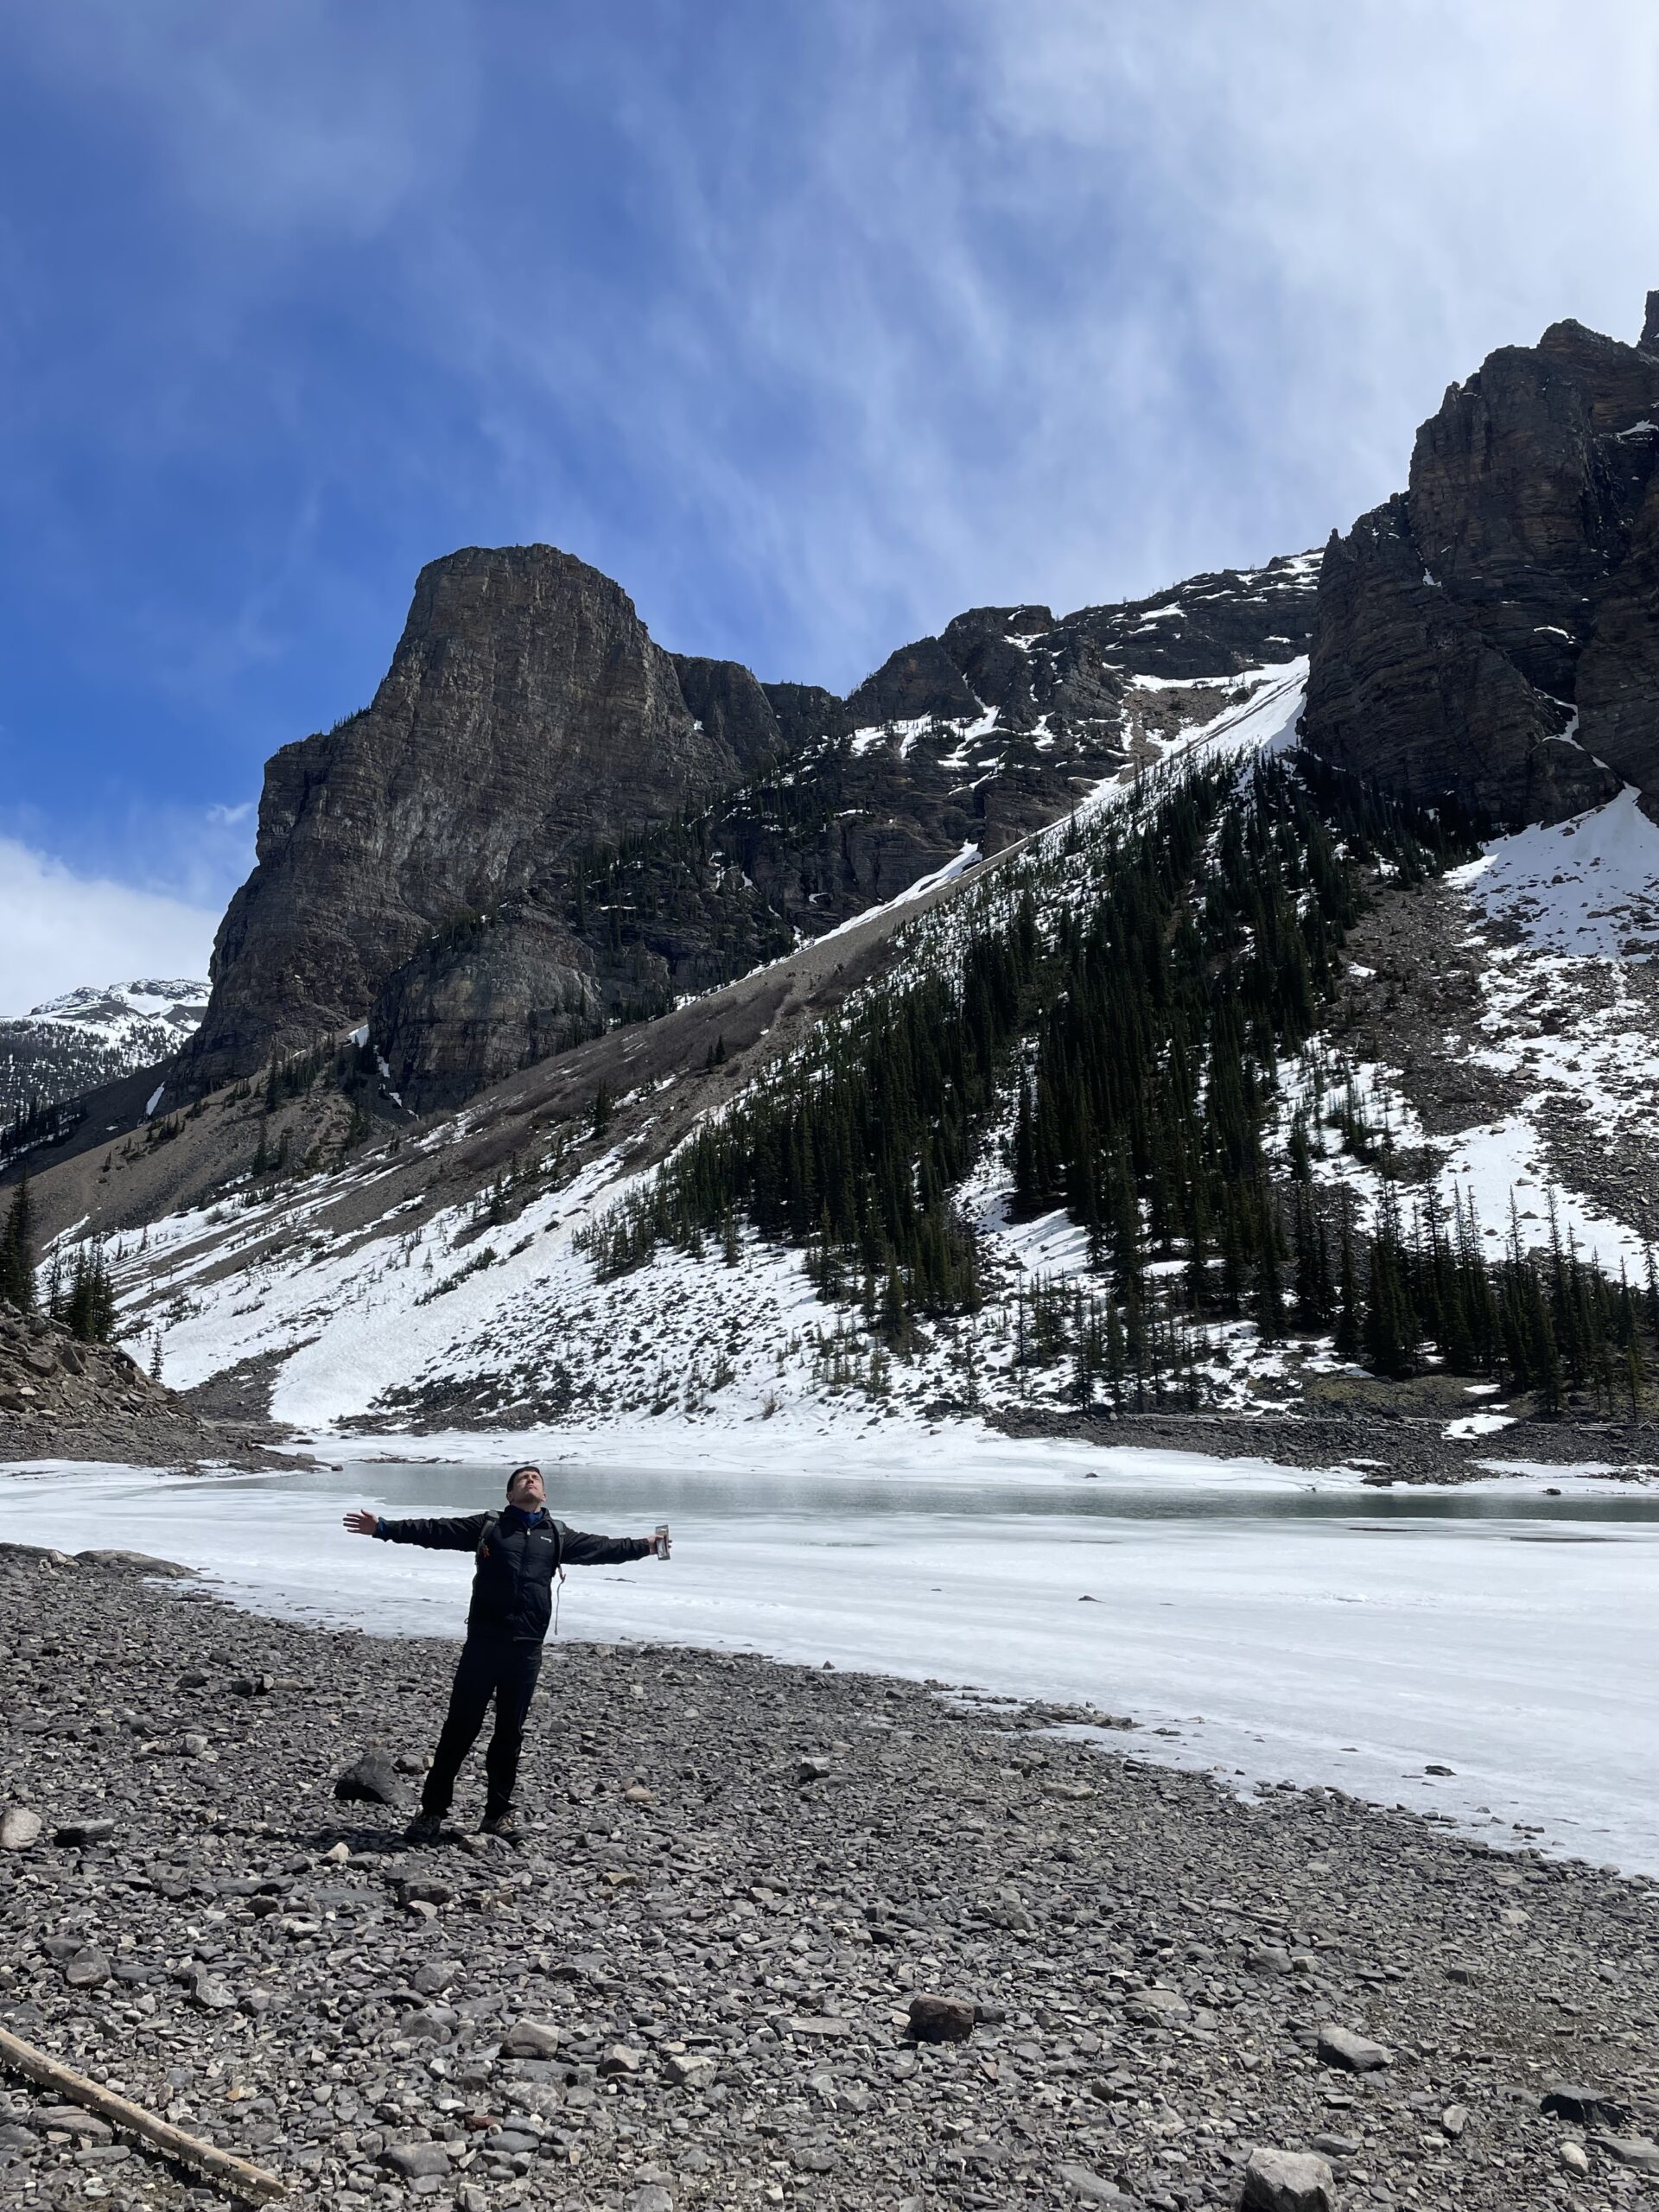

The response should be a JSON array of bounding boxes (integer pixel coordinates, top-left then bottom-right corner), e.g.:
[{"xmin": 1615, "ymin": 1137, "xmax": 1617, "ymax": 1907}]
[{"xmin": 0, "ymin": 836, "xmax": 221, "ymax": 1017}]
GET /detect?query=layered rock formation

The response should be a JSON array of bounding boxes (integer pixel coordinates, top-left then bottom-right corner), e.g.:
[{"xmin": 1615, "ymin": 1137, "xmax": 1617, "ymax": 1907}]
[
  {"xmin": 184, "ymin": 547, "xmax": 782, "ymax": 1089},
  {"xmin": 181, "ymin": 542, "xmax": 1319, "ymax": 1113},
  {"xmin": 1303, "ymin": 296, "xmax": 1659, "ymax": 825}
]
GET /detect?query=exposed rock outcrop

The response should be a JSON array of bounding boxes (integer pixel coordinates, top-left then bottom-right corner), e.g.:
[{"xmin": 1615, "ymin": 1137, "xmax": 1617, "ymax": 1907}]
[
  {"xmin": 0, "ymin": 1299, "xmax": 168, "ymax": 1425},
  {"xmin": 368, "ymin": 906, "xmax": 603, "ymax": 1114},
  {"xmin": 184, "ymin": 546, "xmax": 777, "ymax": 1087},
  {"xmin": 1304, "ymin": 299, "xmax": 1659, "ymax": 824}
]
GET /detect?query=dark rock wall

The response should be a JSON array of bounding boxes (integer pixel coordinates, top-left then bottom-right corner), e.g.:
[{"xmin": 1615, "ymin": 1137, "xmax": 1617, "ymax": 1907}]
[
  {"xmin": 1304, "ymin": 302, "xmax": 1659, "ymax": 825},
  {"xmin": 368, "ymin": 907, "xmax": 605, "ymax": 1115},
  {"xmin": 187, "ymin": 547, "xmax": 766, "ymax": 1084}
]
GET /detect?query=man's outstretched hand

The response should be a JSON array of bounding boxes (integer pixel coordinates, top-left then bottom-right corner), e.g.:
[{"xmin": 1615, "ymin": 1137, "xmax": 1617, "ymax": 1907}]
[{"xmin": 343, "ymin": 1509, "xmax": 379, "ymax": 1536}]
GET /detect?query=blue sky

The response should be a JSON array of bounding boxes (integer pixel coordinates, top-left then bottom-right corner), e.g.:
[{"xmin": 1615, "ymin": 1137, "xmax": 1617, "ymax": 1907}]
[{"xmin": 3, "ymin": 0, "xmax": 1658, "ymax": 1011}]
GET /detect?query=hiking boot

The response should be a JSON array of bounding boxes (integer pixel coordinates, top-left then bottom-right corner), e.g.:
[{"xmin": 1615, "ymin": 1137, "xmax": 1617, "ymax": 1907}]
[
  {"xmin": 404, "ymin": 1809, "xmax": 443, "ymax": 1844},
  {"xmin": 478, "ymin": 1809, "xmax": 522, "ymax": 1840}
]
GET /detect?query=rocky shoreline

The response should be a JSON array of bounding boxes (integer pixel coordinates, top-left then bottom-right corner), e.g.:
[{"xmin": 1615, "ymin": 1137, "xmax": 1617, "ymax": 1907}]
[
  {"xmin": 2, "ymin": 1550, "xmax": 1657, "ymax": 2212},
  {"xmin": 0, "ymin": 1299, "xmax": 300, "ymax": 1473},
  {"xmin": 986, "ymin": 1405, "xmax": 1659, "ymax": 1484}
]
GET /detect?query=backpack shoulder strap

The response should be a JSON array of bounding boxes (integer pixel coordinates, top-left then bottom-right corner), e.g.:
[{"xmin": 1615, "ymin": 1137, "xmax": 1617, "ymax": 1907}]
[{"xmin": 475, "ymin": 1515, "xmax": 500, "ymax": 1561}]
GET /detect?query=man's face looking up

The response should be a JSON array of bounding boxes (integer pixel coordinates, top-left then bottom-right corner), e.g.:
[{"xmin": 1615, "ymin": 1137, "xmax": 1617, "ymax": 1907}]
[{"xmin": 507, "ymin": 1465, "xmax": 546, "ymax": 1509}]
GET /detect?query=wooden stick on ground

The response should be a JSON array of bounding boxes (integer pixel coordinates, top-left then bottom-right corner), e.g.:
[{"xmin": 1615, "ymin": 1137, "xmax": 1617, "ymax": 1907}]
[{"xmin": 0, "ymin": 2023, "xmax": 285, "ymax": 2202}]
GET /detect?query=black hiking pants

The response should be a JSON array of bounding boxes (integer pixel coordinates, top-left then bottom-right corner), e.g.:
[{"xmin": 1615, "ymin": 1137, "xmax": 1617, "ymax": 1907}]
[{"xmin": 420, "ymin": 1633, "xmax": 543, "ymax": 1821}]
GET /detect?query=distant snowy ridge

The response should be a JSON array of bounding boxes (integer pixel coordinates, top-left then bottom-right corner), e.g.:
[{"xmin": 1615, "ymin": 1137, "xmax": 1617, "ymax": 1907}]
[
  {"xmin": 1, "ymin": 977, "xmax": 207, "ymax": 1123},
  {"xmin": 22, "ymin": 978, "xmax": 207, "ymax": 1046}
]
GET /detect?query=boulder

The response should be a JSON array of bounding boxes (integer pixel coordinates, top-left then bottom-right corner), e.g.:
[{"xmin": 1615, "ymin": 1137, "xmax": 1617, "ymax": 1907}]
[
  {"xmin": 908, "ymin": 1993, "xmax": 976, "ymax": 2044},
  {"xmin": 1541, "ymin": 2084, "xmax": 1630, "ymax": 2131},
  {"xmin": 1243, "ymin": 2146, "xmax": 1337, "ymax": 2212},
  {"xmin": 499, "ymin": 2018, "xmax": 563, "ymax": 2058},
  {"xmin": 1318, "ymin": 2023, "xmax": 1392, "ymax": 2073},
  {"xmin": 0, "ymin": 1808, "xmax": 41, "ymax": 1852},
  {"xmin": 381, "ymin": 2142, "xmax": 451, "ymax": 2180},
  {"xmin": 334, "ymin": 1748, "xmax": 403, "ymax": 1804},
  {"xmin": 1592, "ymin": 2134, "xmax": 1659, "ymax": 2174},
  {"xmin": 53, "ymin": 1820, "xmax": 116, "ymax": 1847}
]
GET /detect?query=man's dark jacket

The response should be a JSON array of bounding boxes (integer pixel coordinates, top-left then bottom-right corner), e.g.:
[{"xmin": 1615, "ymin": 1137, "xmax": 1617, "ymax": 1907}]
[{"xmin": 373, "ymin": 1506, "xmax": 649, "ymax": 1643}]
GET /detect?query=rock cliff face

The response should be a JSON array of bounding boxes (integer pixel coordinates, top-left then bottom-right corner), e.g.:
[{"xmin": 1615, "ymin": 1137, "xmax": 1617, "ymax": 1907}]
[
  {"xmin": 185, "ymin": 547, "xmax": 776, "ymax": 1088},
  {"xmin": 182, "ymin": 542, "xmax": 1319, "ymax": 1113},
  {"xmin": 1303, "ymin": 298, "xmax": 1659, "ymax": 824}
]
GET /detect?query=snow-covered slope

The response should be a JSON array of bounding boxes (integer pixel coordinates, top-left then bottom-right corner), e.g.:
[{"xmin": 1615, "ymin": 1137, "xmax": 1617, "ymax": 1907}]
[{"xmin": 0, "ymin": 978, "xmax": 207, "ymax": 1122}]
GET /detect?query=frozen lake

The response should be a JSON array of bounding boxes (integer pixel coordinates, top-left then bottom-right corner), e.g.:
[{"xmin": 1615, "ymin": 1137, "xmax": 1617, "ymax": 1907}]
[{"xmin": 3, "ymin": 1449, "xmax": 1656, "ymax": 1875}]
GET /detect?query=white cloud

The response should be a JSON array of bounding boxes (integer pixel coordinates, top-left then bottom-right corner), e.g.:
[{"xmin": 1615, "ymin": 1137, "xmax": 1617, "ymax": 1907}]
[{"xmin": 0, "ymin": 836, "xmax": 220, "ymax": 1018}]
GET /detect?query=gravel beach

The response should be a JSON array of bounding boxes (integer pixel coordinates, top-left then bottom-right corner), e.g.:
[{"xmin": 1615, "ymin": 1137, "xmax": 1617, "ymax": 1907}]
[{"xmin": 1, "ymin": 1546, "xmax": 1656, "ymax": 2212}]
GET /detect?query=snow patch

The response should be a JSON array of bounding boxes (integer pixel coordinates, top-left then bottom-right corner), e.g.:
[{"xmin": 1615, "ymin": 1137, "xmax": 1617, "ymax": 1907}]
[{"xmin": 1447, "ymin": 786, "xmax": 1659, "ymax": 958}]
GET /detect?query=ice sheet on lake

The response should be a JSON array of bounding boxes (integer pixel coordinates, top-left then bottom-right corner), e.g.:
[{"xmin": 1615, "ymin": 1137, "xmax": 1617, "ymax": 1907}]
[{"xmin": 3, "ymin": 1455, "xmax": 1656, "ymax": 1878}]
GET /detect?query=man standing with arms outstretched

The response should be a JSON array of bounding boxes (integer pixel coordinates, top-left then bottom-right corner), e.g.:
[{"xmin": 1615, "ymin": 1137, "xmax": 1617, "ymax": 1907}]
[{"xmin": 344, "ymin": 1464, "xmax": 668, "ymax": 1840}]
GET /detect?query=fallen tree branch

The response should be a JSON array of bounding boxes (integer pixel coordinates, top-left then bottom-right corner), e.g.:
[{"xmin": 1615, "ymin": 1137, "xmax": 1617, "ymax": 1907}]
[{"xmin": 0, "ymin": 2024, "xmax": 285, "ymax": 2202}]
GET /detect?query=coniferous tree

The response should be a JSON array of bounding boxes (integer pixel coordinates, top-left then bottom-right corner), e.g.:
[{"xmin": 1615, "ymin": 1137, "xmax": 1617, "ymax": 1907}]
[{"xmin": 0, "ymin": 1174, "xmax": 36, "ymax": 1313}]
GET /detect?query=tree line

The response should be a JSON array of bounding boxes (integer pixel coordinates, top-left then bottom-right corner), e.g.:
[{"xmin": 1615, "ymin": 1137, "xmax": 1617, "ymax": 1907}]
[{"xmin": 1, "ymin": 1174, "xmax": 118, "ymax": 1342}]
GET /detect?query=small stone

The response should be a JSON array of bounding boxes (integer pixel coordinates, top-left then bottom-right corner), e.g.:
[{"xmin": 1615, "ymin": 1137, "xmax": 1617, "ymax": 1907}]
[
  {"xmin": 1058, "ymin": 2162, "xmax": 1125, "ymax": 2204},
  {"xmin": 598, "ymin": 2043, "xmax": 644, "ymax": 2075},
  {"xmin": 1440, "ymin": 2104, "xmax": 1469, "ymax": 2139},
  {"xmin": 334, "ymin": 1749, "xmax": 402, "ymax": 1804},
  {"xmin": 499, "ymin": 2018, "xmax": 562, "ymax": 2057},
  {"xmin": 1541, "ymin": 2085, "xmax": 1630, "ymax": 2131},
  {"xmin": 0, "ymin": 1808, "xmax": 42, "ymax": 1852},
  {"xmin": 1317, "ymin": 2023, "xmax": 1392, "ymax": 2073},
  {"xmin": 629, "ymin": 2187, "xmax": 673, "ymax": 2212},
  {"xmin": 1126, "ymin": 1986, "xmax": 1191, "ymax": 2024},
  {"xmin": 1243, "ymin": 2145, "xmax": 1336, "ymax": 2212},
  {"xmin": 1560, "ymin": 2142, "xmax": 1590, "ymax": 2175},
  {"xmin": 381, "ymin": 2142, "xmax": 451, "ymax": 2179},
  {"xmin": 180, "ymin": 1732, "xmax": 210, "ymax": 1759},
  {"xmin": 663, "ymin": 2053, "xmax": 718, "ymax": 2089},
  {"xmin": 1309, "ymin": 2133, "xmax": 1358, "ymax": 2158},
  {"xmin": 62, "ymin": 1948, "xmax": 111, "ymax": 1989},
  {"xmin": 322, "ymin": 1840, "xmax": 351, "ymax": 1862},
  {"xmin": 1425, "ymin": 1762, "xmax": 1455, "ymax": 1775},
  {"xmin": 908, "ymin": 1993, "xmax": 976, "ymax": 2044},
  {"xmin": 31, "ymin": 2106, "xmax": 112, "ymax": 2141},
  {"xmin": 795, "ymin": 1756, "xmax": 833, "ymax": 1784},
  {"xmin": 1445, "ymin": 1962, "xmax": 1478, "ymax": 1985},
  {"xmin": 188, "ymin": 1967, "xmax": 237, "ymax": 2012}
]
